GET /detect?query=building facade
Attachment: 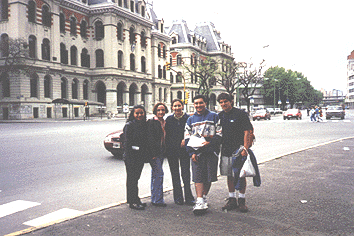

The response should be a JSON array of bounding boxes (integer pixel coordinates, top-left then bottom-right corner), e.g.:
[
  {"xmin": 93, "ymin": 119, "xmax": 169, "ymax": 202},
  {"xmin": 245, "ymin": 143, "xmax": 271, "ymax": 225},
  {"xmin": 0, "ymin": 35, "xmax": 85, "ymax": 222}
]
[{"xmin": 346, "ymin": 50, "xmax": 354, "ymax": 108}]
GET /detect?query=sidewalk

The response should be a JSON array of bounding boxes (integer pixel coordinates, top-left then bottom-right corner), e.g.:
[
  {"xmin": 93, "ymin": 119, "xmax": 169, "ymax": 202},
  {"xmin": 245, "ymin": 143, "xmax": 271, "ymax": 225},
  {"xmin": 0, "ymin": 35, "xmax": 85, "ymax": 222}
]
[{"xmin": 12, "ymin": 138, "xmax": 354, "ymax": 236}]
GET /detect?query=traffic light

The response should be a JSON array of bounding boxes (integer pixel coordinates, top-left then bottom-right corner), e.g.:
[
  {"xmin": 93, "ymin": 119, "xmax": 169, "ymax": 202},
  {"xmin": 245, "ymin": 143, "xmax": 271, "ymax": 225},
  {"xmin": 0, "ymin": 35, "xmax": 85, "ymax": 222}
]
[
  {"xmin": 165, "ymin": 62, "xmax": 170, "ymax": 70},
  {"xmin": 185, "ymin": 92, "xmax": 189, "ymax": 103},
  {"xmin": 85, "ymin": 102, "xmax": 88, "ymax": 106}
]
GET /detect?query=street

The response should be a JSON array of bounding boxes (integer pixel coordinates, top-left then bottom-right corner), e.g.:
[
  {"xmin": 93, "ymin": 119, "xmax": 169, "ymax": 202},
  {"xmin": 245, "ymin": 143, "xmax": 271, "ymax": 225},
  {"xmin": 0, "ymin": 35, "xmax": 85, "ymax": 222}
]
[{"xmin": 0, "ymin": 111, "xmax": 353, "ymax": 235}]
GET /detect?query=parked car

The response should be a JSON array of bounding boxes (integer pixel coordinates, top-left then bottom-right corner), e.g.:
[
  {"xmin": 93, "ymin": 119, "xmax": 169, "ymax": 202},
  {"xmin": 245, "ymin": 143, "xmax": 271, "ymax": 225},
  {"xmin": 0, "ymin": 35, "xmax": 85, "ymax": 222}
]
[
  {"xmin": 252, "ymin": 109, "xmax": 271, "ymax": 121},
  {"xmin": 325, "ymin": 106, "xmax": 345, "ymax": 120},
  {"xmin": 267, "ymin": 108, "xmax": 275, "ymax": 115},
  {"xmin": 104, "ymin": 130, "xmax": 124, "ymax": 157},
  {"xmin": 274, "ymin": 108, "xmax": 282, "ymax": 114},
  {"xmin": 283, "ymin": 109, "xmax": 302, "ymax": 120}
]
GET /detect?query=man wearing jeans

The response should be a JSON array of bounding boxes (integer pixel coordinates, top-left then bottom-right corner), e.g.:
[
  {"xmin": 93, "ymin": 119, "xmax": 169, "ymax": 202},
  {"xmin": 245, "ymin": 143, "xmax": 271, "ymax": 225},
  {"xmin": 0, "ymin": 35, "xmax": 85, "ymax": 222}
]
[
  {"xmin": 185, "ymin": 95, "xmax": 222, "ymax": 215},
  {"xmin": 217, "ymin": 93, "xmax": 254, "ymax": 212}
]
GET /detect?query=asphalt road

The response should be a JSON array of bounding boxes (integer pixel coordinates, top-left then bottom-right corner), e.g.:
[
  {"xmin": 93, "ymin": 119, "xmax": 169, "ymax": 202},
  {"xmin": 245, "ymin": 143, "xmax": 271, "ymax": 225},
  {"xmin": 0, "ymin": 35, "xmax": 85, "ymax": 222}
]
[{"xmin": 1, "ymin": 110, "xmax": 353, "ymax": 235}]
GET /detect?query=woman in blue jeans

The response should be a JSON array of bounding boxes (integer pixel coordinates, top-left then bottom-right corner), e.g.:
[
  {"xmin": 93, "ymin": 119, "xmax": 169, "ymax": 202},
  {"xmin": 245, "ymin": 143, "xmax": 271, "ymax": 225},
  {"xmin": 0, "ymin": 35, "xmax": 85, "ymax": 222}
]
[
  {"xmin": 165, "ymin": 99, "xmax": 195, "ymax": 205},
  {"xmin": 147, "ymin": 102, "xmax": 168, "ymax": 207}
]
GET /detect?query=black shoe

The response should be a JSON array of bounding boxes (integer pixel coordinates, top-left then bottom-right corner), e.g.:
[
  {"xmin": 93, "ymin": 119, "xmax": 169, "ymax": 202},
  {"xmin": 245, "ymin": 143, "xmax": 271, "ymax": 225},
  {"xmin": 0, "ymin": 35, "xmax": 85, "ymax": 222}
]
[
  {"xmin": 152, "ymin": 202, "xmax": 167, "ymax": 207},
  {"xmin": 222, "ymin": 197, "xmax": 238, "ymax": 211},
  {"xmin": 238, "ymin": 198, "xmax": 248, "ymax": 213},
  {"xmin": 129, "ymin": 203, "xmax": 145, "ymax": 210},
  {"xmin": 184, "ymin": 200, "xmax": 195, "ymax": 206},
  {"xmin": 138, "ymin": 201, "xmax": 147, "ymax": 207}
]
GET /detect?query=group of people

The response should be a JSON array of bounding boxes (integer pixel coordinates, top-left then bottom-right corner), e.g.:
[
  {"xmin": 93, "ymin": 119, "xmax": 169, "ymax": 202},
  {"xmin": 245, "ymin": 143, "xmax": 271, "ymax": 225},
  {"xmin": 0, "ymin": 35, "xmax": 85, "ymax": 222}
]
[
  {"xmin": 309, "ymin": 106, "xmax": 323, "ymax": 122},
  {"xmin": 122, "ymin": 93, "xmax": 258, "ymax": 215}
]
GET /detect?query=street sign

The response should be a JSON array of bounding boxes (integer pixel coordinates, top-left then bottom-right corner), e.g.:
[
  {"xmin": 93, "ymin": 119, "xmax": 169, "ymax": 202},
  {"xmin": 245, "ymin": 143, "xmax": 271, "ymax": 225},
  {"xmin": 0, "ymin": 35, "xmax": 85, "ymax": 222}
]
[{"xmin": 123, "ymin": 103, "xmax": 129, "ymax": 113}]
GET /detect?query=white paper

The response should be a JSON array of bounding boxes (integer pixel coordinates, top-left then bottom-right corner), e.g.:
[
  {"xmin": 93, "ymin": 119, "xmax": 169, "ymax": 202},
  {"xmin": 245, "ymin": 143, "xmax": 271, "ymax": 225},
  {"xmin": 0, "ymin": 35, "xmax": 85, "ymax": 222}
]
[{"xmin": 187, "ymin": 135, "xmax": 206, "ymax": 148}]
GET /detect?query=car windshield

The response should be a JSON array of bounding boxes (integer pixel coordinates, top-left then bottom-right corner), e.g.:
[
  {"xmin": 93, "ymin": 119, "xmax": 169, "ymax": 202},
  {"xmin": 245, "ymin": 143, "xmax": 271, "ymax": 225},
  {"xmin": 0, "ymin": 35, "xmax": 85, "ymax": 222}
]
[
  {"xmin": 288, "ymin": 109, "xmax": 298, "ymax": 113},
  {"xmin": 328, "ymin": 106, "xmax": 342, "ymax": 110},
  {"xmin": 255, "ymin": 110, "xmax": 266, "ymax": 114}
]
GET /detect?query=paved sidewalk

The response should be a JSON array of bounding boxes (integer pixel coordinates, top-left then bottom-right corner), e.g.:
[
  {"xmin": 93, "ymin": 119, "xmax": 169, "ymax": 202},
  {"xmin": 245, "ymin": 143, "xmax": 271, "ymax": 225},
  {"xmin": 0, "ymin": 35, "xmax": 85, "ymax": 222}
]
[{"xmin": 11, "ymin": 138, "xmax": 354, "ymax": 236}]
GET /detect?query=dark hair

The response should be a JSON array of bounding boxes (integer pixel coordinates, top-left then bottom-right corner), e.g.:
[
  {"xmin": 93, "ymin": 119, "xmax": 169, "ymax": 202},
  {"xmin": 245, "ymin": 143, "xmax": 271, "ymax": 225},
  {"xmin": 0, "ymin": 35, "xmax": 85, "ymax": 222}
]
[
  {"xmin": 193, "ymin": 94, "xmax": 208, "ymax": 104},
  {"xmin": 153, "ymin": 102, "xmax": 169, "ymax": 115},
  {"xmin": 127, "ymin": 105, "xmax": 146, "ymax": 122},
  {"xmin": 217, "ymin": 93, "xmax": 233, "ymax": 102},
  {"xmin": 171, "ymin": 99, "xmax": 184, "ymax": 109}
]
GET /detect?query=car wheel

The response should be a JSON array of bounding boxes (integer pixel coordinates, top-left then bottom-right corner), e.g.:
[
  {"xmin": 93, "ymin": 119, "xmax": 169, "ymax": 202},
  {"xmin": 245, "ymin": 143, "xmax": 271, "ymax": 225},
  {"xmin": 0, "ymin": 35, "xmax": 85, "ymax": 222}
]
[
  {"xmin": 326, "ymin": 117, "xmax": 330, "ymax": 120},
  {"xmin": 268, "ymin": 116, "xmax": 271, "ymax": 120},
  {"xmin": 341, "ymin": 116, "xmax": 344, "ymax": 120},
  {"xmin": 253, "ymin": 118, "xmax": 256, "ymax": 121},
  {"xmin": 283, "ymin": 117, "xmax": 286, "ymax": 120}
]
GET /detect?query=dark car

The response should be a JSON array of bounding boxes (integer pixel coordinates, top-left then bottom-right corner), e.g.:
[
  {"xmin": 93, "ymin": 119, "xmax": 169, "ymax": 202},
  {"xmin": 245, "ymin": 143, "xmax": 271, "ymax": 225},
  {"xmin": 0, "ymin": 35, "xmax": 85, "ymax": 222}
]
[
  {"xmin": 252, "ymin": 109, "xmax": 271, "ymax": 121},
  {"xmin": 283, "ymin": 109, "xmax": 302, "ymax": 120},
  {"xmin": 326, "ymin": 106, "xmax": 345, "ymax": 120},
  {"xmin": 104, "ymin": 130, "xmax": 124, "ymax": 157}
]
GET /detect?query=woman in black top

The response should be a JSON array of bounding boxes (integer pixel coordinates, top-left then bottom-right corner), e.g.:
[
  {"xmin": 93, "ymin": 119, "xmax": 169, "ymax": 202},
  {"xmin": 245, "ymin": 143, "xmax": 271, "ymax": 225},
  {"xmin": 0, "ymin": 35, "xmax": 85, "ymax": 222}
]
[
  {"xmin": 123, "ymin": 105, "xmax": 149, "ymax": 210},
  {"xmin": 165, "ymin": 99, "xmax": 195, "ymax": 205}
]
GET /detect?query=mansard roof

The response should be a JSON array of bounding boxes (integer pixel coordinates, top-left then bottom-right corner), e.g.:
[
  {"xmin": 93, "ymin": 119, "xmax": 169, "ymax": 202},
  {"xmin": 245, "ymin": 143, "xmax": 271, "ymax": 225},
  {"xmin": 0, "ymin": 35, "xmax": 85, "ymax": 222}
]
[
  {"xmin": 194, "ymin": 22, "xmax": 220, "ymax": 52},
  {"xmin": 167, "ymin": 20, "xmax": 191, "ymax": 44}
]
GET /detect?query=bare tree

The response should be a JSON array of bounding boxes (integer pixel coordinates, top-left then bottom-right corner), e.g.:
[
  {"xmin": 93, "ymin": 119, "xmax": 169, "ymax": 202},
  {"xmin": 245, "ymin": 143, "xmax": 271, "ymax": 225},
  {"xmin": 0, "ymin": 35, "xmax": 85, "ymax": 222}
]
[{"xmin": 216, "ymin": 59, "xmax": 240, "ymax": 97}]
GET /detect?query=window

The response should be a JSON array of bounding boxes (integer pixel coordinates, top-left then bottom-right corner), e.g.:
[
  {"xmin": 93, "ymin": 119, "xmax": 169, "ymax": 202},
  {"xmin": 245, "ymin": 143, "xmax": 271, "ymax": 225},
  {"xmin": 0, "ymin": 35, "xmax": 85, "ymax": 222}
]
[
  {"xmin": 60, "ymin": 13, "xmax": 65, "ymax": 33},
  {"xmin": 42, "ymin": 5, "xmax": 51, "ymax": 27},
  {"xmin": 80, "ymin": 21, "xmax": 87, "ymax": 38},
  {"xmin": 44, "ymin": 75, "xmax": 51, "ymax": 98},
  {"xmin": 141, "ymin": 56, "xmax": 146, "ymax": 73},
  {"xmin": 1, "ymin": 73, "xmax": 10, "ymax": 97},
  {"xmin": 129, "ymin": 27, "xmax": 135, "ymax": 44},
  {"xmin": 95, "ymin": 21, "xmax": 104, "ymax": 40},
  {"xmin": 61, "ymin": 78, "xmax": 67, "ymax": 99},
  {"xmin": 141, "ymin": 6, "xmax": 145, "ymax": 17},
  {"xmin": 41, "ymin": 38, "xmax": 50, "ymax": 61},
  {"xmin": 72, "ymin": 79, "xmax": 78, "ymax": 99},
  {"xmin": 170, "ymin": 55, "xmax": 172, "ymax": 66},
  {"xmin": 30, "ymin": 74, "xmax": 38, "ymax": 98},
  {"xmin": 118, "ymin": 0, "xmax": 122, "ymax": 7},
  {"xmin": 28, "ymin": 35, "xmax": 36, "ymax": 59},
  {"xmin": 28, "ymin": 1, "xmax": 36, "ymax": 23},
  {"xmin": 130, "ymin": 53, "xmax": 135, "ymax": 71},
  {"xmin": 117, "ymin": 22, "xmax": 123, "ymax": 40},
  {"xmin": 157, "ymin": 44, "xmax": 161, "ymax": 57},
  {"xmin": 60, "ymin": 43, "xmax": 68, "ymax": 64},
  {"xmin": 140, "ymin": 31, "xmax": 146, "ymax": 47},
  {"xmin": 135, "ymin": 3, "xmax": 139, "ymax": 13},
  {"xmin": 0, "ymin": 33, "xmax": 9, "ymax": 57},
  {"xmin": 177, "ymin": 54, "xmax": 182, "ymax": 65},
  {"xmin": 96, "ymin": 49, "xmax": 104, "ymax": 67},
  {"xmin": 177, "ymin": 91, "xmax": 182, "ymax": 99},
  {"xmin": 118, "ymin": 50, "xmax": 123, "ymax": 68},
  {"xmin": 124, "ymin": 0, "xmax": 127, "ymax": 8},
  {"xmin": 170, "ymin": 73, "xmax": 173, "ymax": 83},
  {"xmin": 163, "ymin": 66, "xmax": 166, "ymax": 79},
  {"xmin": 70, "ymin": 46, "xmax": 77, "ymax": 65},
  {"xmin": 83, "ymin": 80, "xmax": 89, "ymax": 100},
  {"xmin": 130, "ymin": 0, "xmax": 134, "ymax": 12},
  {"xmin": 163, "ymin": 45, "xmax": 166, "ymax": 58},
  {"xmin": 176, "ymin": 73, "xmax": 182, "ymax": 83},
  {"xmin": 70, "ymin": 17, "xmax": 77, "ymax": 36},
  {"xmin": 81, "ymin": 48, "xmax": 90, "ymax": 68},
  {"xmin": 158, "ymin": 65, "xmax": 162, "ymax": 79},
  {"xmin": 1, "ymin": 0, "xmax": 8, "ymax": 20}
]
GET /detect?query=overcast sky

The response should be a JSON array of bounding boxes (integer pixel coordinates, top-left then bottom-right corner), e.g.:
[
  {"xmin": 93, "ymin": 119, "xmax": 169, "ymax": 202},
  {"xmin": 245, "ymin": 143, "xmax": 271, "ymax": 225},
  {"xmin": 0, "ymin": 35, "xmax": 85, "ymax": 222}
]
[{"xmin": 151, "ymin": 0, "xmax": 353, "ymax": 92}]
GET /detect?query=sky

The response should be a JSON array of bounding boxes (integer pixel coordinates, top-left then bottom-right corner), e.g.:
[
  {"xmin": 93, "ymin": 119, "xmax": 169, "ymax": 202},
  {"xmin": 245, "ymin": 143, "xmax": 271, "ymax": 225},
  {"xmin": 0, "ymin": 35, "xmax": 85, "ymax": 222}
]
[{"xmin": 151, "ymin": 0, "xmax": 354, "ymax": 93}]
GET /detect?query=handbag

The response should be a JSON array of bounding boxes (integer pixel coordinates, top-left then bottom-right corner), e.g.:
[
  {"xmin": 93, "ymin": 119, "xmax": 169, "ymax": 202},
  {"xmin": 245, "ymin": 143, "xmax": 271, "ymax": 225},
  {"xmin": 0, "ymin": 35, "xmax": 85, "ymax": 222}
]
[{"xmin": 239, "ymin": 148, "xmax": 256, "ymax": 178}]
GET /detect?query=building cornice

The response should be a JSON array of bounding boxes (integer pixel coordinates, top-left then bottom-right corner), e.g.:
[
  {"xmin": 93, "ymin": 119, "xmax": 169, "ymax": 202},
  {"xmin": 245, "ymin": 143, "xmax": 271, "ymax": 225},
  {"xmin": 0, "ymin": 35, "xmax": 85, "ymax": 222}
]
[{"xmin": 151, "ymin": 31, "xmax": 171, "ymax": 42}]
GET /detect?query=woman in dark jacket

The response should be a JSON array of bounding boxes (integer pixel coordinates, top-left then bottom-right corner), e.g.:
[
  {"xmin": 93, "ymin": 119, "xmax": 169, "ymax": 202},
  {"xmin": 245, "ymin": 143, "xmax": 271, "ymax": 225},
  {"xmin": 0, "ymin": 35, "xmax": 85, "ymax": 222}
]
[
  {"xmin": 123, "ymin": 105, "xmax": 149, "ymax": 210},
  {"xmin": 147, "ymin": 102, "xmax": 168, "ymax": 207},
  {"xmin": 165, "ymin": 99, "xmax": 195, "ymax": 205}
]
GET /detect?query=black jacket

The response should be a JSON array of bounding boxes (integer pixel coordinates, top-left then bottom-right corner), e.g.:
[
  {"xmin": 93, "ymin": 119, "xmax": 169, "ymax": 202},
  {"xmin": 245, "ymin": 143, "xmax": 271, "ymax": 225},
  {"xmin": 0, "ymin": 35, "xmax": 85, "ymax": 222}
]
[
  {"xmin": 165, "ymin": 113, "xmax": 189, "ymax": 159},
  {"xmin": 147, "ymin": 118, "xmax": 164, "ymax": 158}
]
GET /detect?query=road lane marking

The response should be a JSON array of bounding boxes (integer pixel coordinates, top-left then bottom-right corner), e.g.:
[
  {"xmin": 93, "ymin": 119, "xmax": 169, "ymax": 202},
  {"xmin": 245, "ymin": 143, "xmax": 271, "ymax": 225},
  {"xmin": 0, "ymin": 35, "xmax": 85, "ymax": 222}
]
[
  {"xmin": 23, "ymin": 208, "xmax": 83, "ymax": 227},
  {"xmin": 0, "ymin": 200, "xmax": 41, "ymax": 218}
]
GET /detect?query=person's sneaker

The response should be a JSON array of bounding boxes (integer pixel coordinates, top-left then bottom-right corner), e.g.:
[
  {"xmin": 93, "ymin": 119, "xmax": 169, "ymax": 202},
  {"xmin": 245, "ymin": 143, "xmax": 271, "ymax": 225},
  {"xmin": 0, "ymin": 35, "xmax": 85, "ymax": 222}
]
[
  {"xmin": 222, "ymin": 197, "xmax": 238, "ymax": 211},
  {"xmin": 238, "ymin": 198, "xmax": 248, "ymax": 213},
  {"xmin": 203, "ymin": 196, "xmax": 208, "ymax": 208},
  {"xmin": 193, "ymin": 202, "xmax": 207, "ymax": 215}
]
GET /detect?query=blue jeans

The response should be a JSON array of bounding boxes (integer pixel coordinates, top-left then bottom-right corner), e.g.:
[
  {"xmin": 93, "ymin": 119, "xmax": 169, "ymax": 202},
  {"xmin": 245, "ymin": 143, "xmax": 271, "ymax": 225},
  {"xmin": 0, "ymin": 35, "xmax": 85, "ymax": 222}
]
[{"xmin": 150, "ymin": 156, "xmax": 164, "ymax": 204}]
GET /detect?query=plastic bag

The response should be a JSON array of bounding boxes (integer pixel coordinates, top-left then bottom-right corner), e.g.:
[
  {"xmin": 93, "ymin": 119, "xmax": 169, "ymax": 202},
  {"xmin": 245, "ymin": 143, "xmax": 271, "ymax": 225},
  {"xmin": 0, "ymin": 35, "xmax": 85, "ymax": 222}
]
[{"xmin": 239, "ymin": 149, "xmax": 256, "ymax": 178}]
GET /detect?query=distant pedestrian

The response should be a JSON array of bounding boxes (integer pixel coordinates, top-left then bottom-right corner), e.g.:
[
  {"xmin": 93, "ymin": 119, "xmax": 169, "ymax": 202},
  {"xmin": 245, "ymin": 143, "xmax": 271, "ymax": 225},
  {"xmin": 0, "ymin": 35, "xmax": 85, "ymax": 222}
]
[
  {"xmin": 315, "ymin": 106, "xmax": 322, "ymax": 122},
  {"xmin": 123, "ymin": 105, "xmax": 149, "ymax": 210},
  {"xmin": 310, "ymin": 107, "xmax": 316, "ymax": 122},
  {"xmin": 147, "ymin": 102, "xmax": 169, "ymax": 207},
  {"xmin": 165, "ymin": 99, "xmax": 195, "ymax": 206}
]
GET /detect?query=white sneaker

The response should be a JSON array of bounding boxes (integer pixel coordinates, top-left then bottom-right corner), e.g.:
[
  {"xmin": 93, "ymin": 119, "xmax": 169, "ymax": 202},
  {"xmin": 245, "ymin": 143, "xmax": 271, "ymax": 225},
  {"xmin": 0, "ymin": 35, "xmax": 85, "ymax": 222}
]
[
  {"xmin": 203, "ymin": 196, "xmax": 208, "ymax": 208},
  {"xmin": 193, "ymin": 202, "xmax": 207, "ymax": 214}
]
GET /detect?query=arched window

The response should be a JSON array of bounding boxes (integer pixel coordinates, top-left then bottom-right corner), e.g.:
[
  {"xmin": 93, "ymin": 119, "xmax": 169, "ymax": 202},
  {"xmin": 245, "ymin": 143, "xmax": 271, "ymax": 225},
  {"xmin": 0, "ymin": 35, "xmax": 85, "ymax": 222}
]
[
  {"xmin": 118, "ymin": 0, "xmax": 122, "ymax": 7},
  {"xmin": 141, "ymin": 56, "xmax": 146, "ymax": 73},
  {"xmin": 118, "ymin": 50, "xmax": 123, "ymax": 69},
  {"xmin": 70, "ymin": 17, "xmax": 77, "ymax": 36},
  {"xmin": 30, "ymin": 74, "xmax": 38, "ymax": 98},
  {"xmin": 1, "ymin": 0, "xmax": 8, "ymax": 20},
  {"xmin": 61, "ymin": 78, "xmax": 67, "ymax": 99},
  {"xmin": 176, "ymin": 72, "xmax": 182, "ymax": 83},
  {"xmin": 28, "ymin": 35, "xmax": 36, "ymax": 59},
  {"xmin": 140, "ymin": 31, "xmax": 146, "ymax": 47},
  {"xmin": 135, "ymin": 2, "xmax": 139, "ymax": 13},
  {"xmin": 44, "ymin": 75, "xmax": 51, "ymax": 98},
  {"xmin": 0, "ymin": 34, "xmax": 9, "ymax": 57},
  {"xmin": 95, "ymin": 21, "xmax": 104, "ymax": 40},
  {"xmin": 130, "ymin": 0, "xmax": 134, "ymax": 12},
  {"xmin": 177, "ymin": 91, "xmax": 182, "ymax": 99},
  {"xmin": 28, "ymin": 0, "xmax": 36, "ymax": 23},
  {"xmin": 177, "ymin": 54, "xmax": 182, "ymax": 65},
  {"xmin": 97, "ymin": 81, "xmax": 106, "ymax": 105},
  {"xmin": 96, "ymin": 49, "xmax": 104, "ymax": 67},
  {"xmin": 83, "ymin": 80, "xmax": 89, "ymax": 100},
  {"xmin": 81, "ymin": 48, "xmax": 90, "ymax": 68},
  {"xmin": 129, "ymin": 27, "xmax": 135, "ymax": 44},
  {"xmin": 158, "ymin": 65, "xmax": 162, "ymax": 79},
  {"xmin": 70, "ymin": 46, "xmax": 77, "ymax": 65},
  {"xmin": 124, "ymin": 0, "xmax": 127, "ymax": 8},
  {"xmin": 60, "ymin": 43, "xmax": 68, "ymax": 64},
  {"xmin": 163, "ymin": 45, "xmax": 166, "ymax": 58},
  {"xmin": 130, "ymin": 53, "xmax": 135, "ymax": 71},
  {"xmin": 72, "ymin": 79, "xmax": 78, "ymax": 99},
  {"xmin": 117, "ymin": 22, "xmax": 123, "ymax": 40},
  {"xmin": 170, "ymin": 73, "xmax": 173, "ymax": 83},
  {"xmin": 59, "ymin": 13, "xmax": 65, "ymax": 33},
  {"xmin": 163, "ymin": 66, "xmax": 166, "ymax": 79},
  {"xmin": 170, "ymin": 55, "xmax": 172, "ymax": 66},
  {"xmin": 42, "ymin": 5, "xmax": 51, "ymax": 27},
  {"xmin": 172, "ymin": 37, "xmax": 177, "ymax": 44},
  {"xmin": 41, "ymin": 38, "xmax": 50, "ymax": 61},
  {"xmin": 157, "ymin": 44, "xmax": 161, "ymax": 57},
  {"xmin": 80, "ymin": 21, "xmax": 87, "ymax": 38},
  {"xmin": 141, "ymin": 6, "xmax": 145, "ymax": 17},
  {"xmin": 1, "ymin": 73, "xmax": 10, "ymax": 97}
]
